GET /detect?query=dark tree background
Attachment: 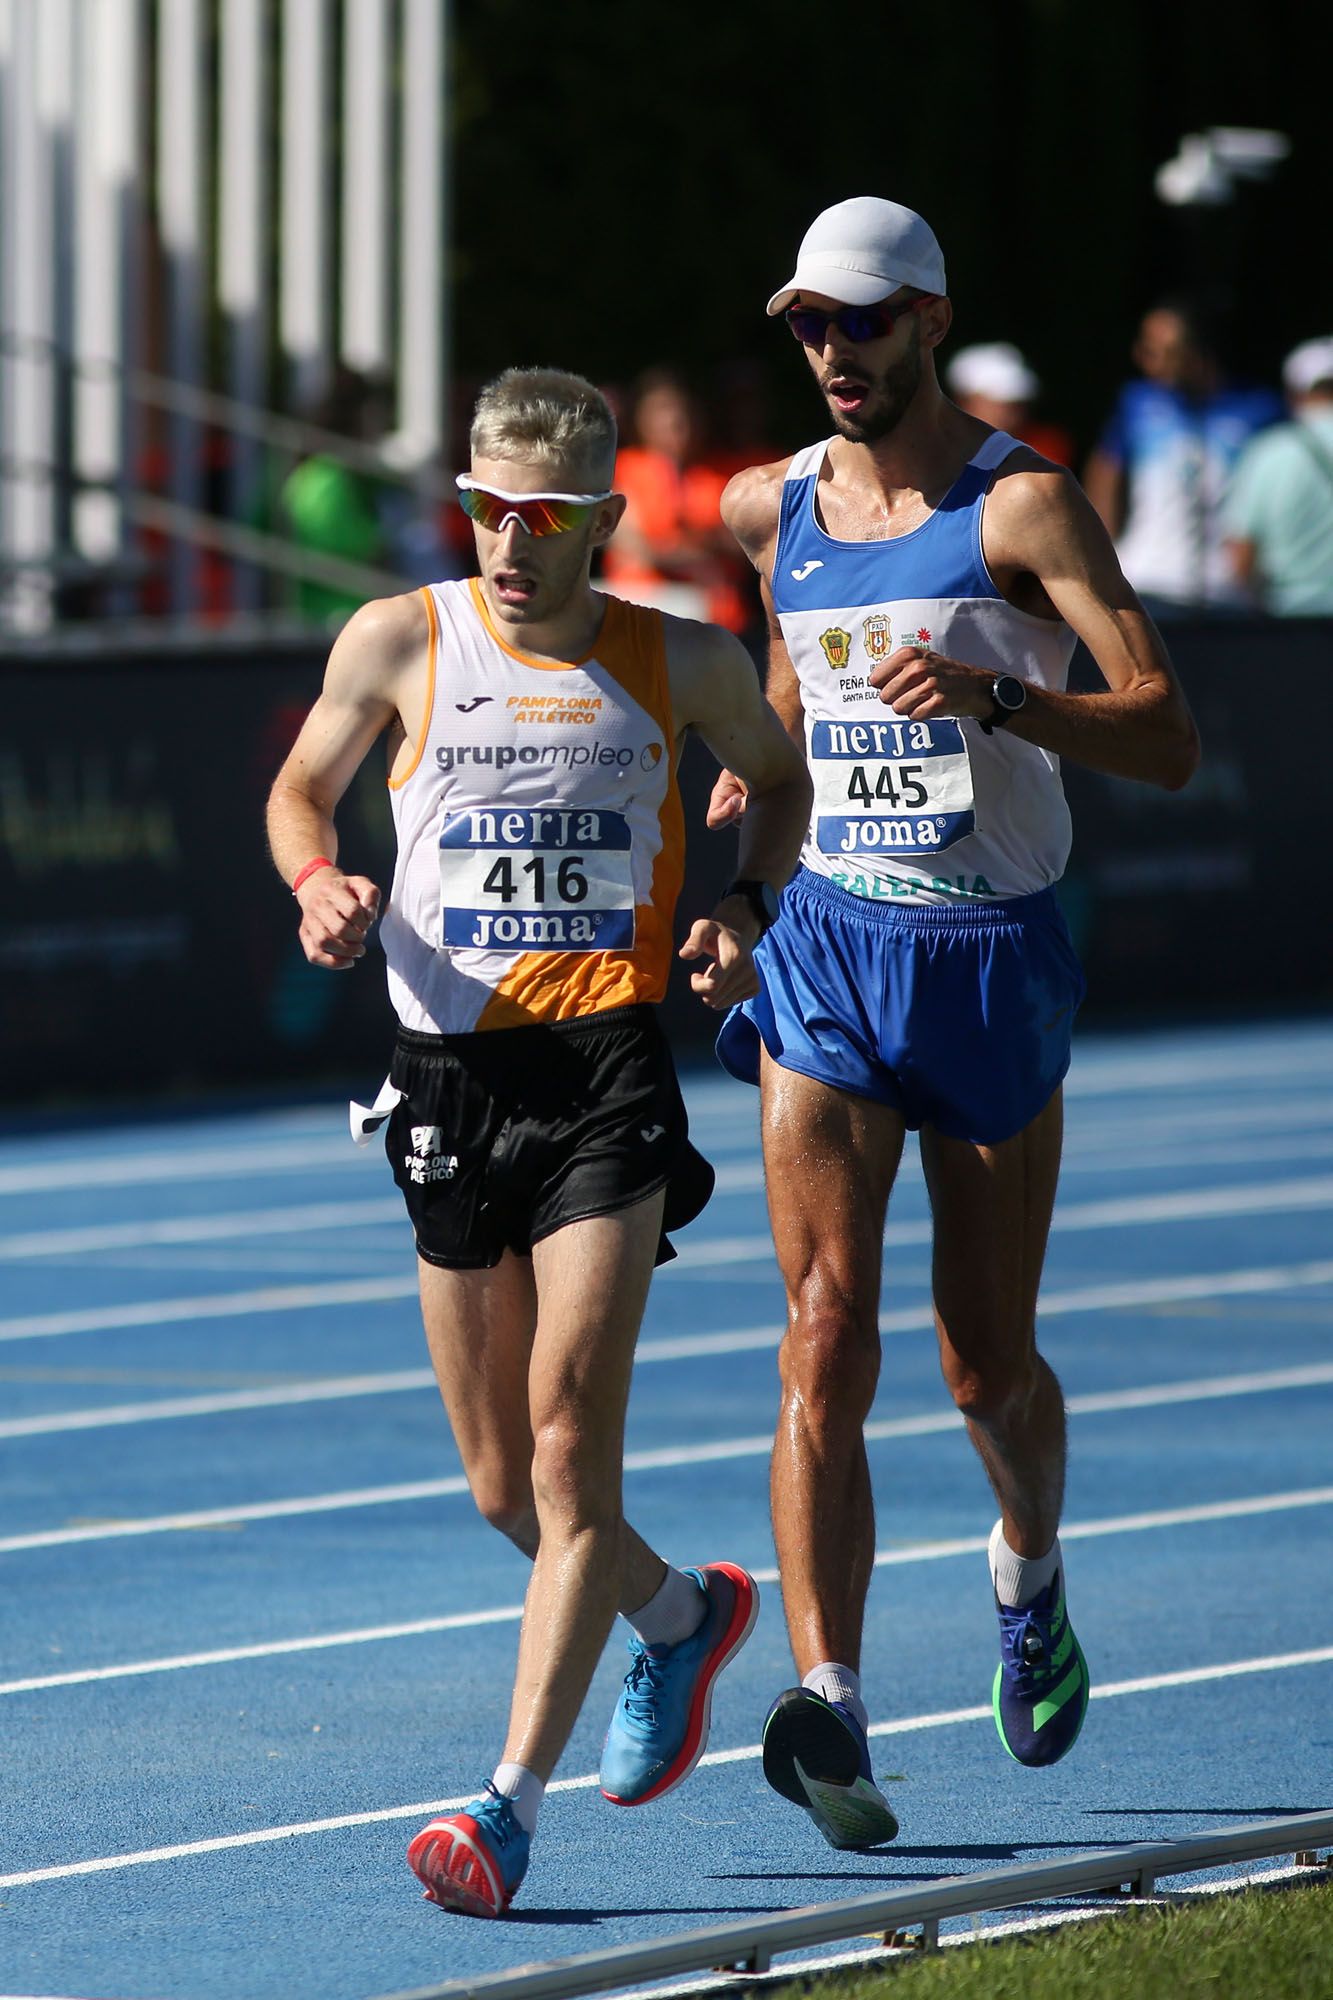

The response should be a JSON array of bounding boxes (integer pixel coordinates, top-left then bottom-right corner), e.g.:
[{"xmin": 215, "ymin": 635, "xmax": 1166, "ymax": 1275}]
[{"xmin": 448, "ymin": 0, "xmax": 1329, "ymax": 462}]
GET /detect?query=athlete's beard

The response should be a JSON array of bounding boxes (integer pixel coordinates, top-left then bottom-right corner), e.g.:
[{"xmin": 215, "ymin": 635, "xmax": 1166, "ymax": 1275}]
[{"xmin": 824, "ymin": 325, "xmax": 923, "ymax": 444}]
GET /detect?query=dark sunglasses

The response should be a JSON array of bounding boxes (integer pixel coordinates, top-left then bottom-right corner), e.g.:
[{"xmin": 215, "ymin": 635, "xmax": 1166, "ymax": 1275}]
[
  {"xmin": 455, "ymin": 476, "xmax": 612, "ymax": 537},
  {"xmin": 784, "ymin": 297, "xmax": 928, "ymax": 347}
]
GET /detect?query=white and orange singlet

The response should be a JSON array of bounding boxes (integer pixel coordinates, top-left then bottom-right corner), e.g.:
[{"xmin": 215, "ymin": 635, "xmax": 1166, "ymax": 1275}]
[{"xmin": 379, "ymin": 579, "xmax": 684, "ymax": 1034}]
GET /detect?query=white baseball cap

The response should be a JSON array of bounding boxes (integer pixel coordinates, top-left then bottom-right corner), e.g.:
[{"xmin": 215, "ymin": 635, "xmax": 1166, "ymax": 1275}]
[
  {"xmin": 947, "ymin": 342, "xmax": 1040, "ymax": 403},
  {"xmin": 1283, "ymin": 336, "xmax": 1333, "ymax": 396},
  {"xmin": 766, "ymin": 197, "xmax": 947, "ymax": 317}
]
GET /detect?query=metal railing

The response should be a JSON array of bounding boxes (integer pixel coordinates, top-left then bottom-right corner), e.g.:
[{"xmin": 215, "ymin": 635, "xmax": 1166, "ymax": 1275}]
[
  {"xmin": 0, "ymin": 328, "xmax": 442, "ymax": 621},
  {"xmin": 370, "ymin": 1810, "xmax": 1333, "ymax": 2000}
]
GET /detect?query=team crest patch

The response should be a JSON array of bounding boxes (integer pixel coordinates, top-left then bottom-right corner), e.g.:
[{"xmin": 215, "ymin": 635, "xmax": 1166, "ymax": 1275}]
[
  {"xmin": 862, "ymin": 614, "xmax": 893, "ymax": 662},
  {"xmin": 407, "ymin": 1126, "xmax": 459, "ymax": 1186},
  {"xmin": 819, "ymin": 627, "xmax": 853, "ymax": 671}
]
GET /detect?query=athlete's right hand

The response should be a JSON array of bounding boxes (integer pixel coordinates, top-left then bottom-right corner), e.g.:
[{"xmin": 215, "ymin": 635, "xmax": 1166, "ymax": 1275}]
[
  {"xmin": 707, "ymin": 768, "xmax": 748, "ymax": 828},
  {"xmin": 295, "ymin": 868, "xmax": 381, "ymax": 970},
  {"xmin": 679, "ymin": 919, "xmax": 760, "ymax": 1009}
]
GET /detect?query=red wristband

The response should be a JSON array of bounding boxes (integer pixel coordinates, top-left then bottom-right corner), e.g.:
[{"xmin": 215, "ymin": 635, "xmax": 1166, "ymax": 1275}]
[{"xmin": 291, "ymin": 856, "xmax": 333, "ymax": 896}]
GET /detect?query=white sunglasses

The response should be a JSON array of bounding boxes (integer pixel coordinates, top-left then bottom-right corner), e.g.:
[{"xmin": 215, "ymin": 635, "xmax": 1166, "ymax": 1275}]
[{"xmin": 455, "ymin": 475, "xmax": 613, "ymax": 537}]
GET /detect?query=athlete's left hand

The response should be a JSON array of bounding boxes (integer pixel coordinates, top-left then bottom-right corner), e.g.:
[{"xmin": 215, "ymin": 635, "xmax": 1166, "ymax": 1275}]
[
  {"xmin": 678, "ymin": 919, "xmax": 760, "ymax": 1009},
  {"xmin": 870, "ymin": 644, "xmax": 996, "ymax": 721}
]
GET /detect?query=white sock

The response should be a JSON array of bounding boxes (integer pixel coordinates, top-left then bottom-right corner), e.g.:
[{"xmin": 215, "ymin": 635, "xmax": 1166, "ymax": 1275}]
[
  {"xmin": 989, "ymin": 1520, "xmax": 1061, "ymax": 1609},
  {"xmin": 490, "ymin": 1762, "xmax": 544, "ymax": 1837},
  {"xmin": 626, "ymin": 1565, "xmax": 707, "ymax": 1648},
  {"xmin": 802, "ymin": 1661, "xmax": 869, "ymax": 1734}
]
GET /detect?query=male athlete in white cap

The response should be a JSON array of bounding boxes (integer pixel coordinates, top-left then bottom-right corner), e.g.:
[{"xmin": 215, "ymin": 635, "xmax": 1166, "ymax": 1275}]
[{"xmin": 711, "ymin": 197, "xmax": 1200, "ymax": 1850}]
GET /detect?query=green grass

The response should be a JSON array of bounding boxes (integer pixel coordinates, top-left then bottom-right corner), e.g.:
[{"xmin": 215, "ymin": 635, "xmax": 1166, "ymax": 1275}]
[{"xmin": 800, "ymin": 1875, "xmax": 1333, "ymax": 2000}]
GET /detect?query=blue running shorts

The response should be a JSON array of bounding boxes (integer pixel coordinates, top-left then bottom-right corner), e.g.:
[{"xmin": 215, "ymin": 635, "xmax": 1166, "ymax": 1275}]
[{"xmin": 716, "ymin": 867, "xmax": 1086, "ymax": 1145}]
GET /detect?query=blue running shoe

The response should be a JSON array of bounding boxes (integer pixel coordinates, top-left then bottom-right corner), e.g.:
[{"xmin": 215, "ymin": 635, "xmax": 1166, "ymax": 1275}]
[
  {"xmin": 762, "ymin": 1688, "xmax": 899, "ymax": 1850},
  {"xmin": 600, "ymin": 1562, "xmax": 758, "ymax": 1806},
  {"xmin": 992, "ymin": 1567, "xmax": 1090, "ymax": 1766},
  {"xmin": 406, "ymin": 1782, "xmax": 530, "ymax": 1917}
]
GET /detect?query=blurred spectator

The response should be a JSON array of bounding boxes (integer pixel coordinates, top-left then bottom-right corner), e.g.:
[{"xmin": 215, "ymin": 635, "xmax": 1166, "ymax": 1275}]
[
  {"xmin": 945, "ymin": 342, "xmax": 1074, "ymax": 466},
  {"xmin": 280, "ymin": 365, "xmax": 396, "ymax": 623},
  {"xmin": 600, "ymin": 369, "xmax": 753, "ymax": 635},
  {"xmin": 706, "ymin": 357, "xmax": 783, "ymax": 479},
  {"xmin": 134, "ymin": 425, "xmax": 237, "ymax": 620},
  {"xmin": 1223, "ymin": 337, "xmax": 1333, "ymax": 615},
  {"xmin": 1083, "ymin": 298, "xmax": 1282, "ymax": 615}
]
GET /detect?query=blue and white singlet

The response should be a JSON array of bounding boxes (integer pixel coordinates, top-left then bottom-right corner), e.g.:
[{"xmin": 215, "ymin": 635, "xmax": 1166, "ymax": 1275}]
[{"xmin": 772, "ymin": 431, "xmax": 1077, "ymax": 903}]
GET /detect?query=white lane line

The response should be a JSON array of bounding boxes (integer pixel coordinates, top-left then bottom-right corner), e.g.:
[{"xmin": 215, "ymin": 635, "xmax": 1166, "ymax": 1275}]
[
  {"xmin": 653, "ymin": 1257, "xmax": 1333, "ymax": 1362},
  {"xmin": 0, "ymin": 1276, "xmax": 420, "ymax": 1345},
  {"xmin": 3, "ymin": 1643, "xmax": 1331, "ymax": 1889},
  {"xmin": 0, "ymin": 1199, "xmax": 403, "ymax": 1260},
  {"xmin": 6, "ymin": 1484, "xmax": 1332, "ymax": 1699},
  {"xmin": 1, "ymin": 1090, "xmax": 1327, "ymax": 1205},
  {"xmin": 0, "ymin": 1370, "xmax": 438, "ymax": 1439},
  {"xmin": 669, "ymin": 1175, "xmax": 1333, "ymax": 1272},
  {"xmin": 7, "ymin": 1172, "xmax": 1333, "ymax": 1266},
  {"xmin": 0, "ymin": 1138, "xmax": 364, "ymax": 1197},
  {"xmin": 0, "ymin": 1476, "xmax": 473, "ymax": 1553},
  {"xmin": 7, "ymin": 1360, "xmax": 1333, "ymax": 1553},
  {"xmin": 6, "ymin": 1249, "xmax": 1333, "ymax": 1357},
  {"xmin": 0, "ymin": 1604, "xmax": 528, "ymax": 1696},
  {"xmin": 1065, "ymin": 1043, "xmax": 1333, "ymax": 1094},
  {"xmin": 12, "ymin": 1257, "xmax": 1333, "ymax": 1436}
]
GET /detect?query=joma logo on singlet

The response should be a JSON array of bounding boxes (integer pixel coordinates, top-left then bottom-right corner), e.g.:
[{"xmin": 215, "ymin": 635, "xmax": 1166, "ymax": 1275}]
[{"xmin": 470, "ymin": 911, "xmax": 601, "ymax": 946}]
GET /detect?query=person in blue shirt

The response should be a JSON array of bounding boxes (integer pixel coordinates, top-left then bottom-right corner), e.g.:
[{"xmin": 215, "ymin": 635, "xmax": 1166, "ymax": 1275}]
[
  {"xmin": 1083, "ymin": 298, "xmax": 1282, "ymax": 614},
  {"xmin": 709, "ymin": 196, "xmax": 1200, "ymax": 1854}
]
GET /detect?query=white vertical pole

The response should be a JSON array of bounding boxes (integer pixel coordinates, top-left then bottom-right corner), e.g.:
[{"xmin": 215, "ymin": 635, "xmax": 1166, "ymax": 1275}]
[
  {"xmin": 157, "ymin": 0, "xmax": 209, "ymax": 613},
  {"xmin": 280, "ymin": 0, "xmax": 333, "ymax": 407},
  {"xmin": 42, "ymin": 0, "xmax": 77, "ymax": 578},
  {"xmin": 73, "ymin": 0, "xmax": 143, "ymax": 587},
  {"xmin": 340, "ymin": 0, "xmax": 391, "ymax": 375},
  {"xmin": 5, "ymin": 0, "xmax": 65, "ymax": 628},
  {"xmin": 218, "ymin": 0, "xmax": 270, "ymax": 606},
  {"xmin": 0, "ymin": 0, "xmax": 22, "ymax": 606},
  {"xmin": 398, "ymin": 0, "xmax": 447, "ymax": 467}
]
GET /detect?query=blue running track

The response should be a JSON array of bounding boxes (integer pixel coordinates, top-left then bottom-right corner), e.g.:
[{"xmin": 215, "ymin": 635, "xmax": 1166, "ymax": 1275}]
[{"xmin": 2, "ymin": 1018, "xmax": 1332, "ymax": 1998}]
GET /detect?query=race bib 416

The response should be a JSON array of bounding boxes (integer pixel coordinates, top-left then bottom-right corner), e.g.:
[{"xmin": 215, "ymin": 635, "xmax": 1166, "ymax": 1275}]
[{"xmin": 439, "ymin": 806, "xmax": 635, "ymax": 952}]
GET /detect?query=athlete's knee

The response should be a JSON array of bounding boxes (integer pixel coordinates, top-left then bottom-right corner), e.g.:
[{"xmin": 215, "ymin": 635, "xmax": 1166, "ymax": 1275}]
[
  {"xmin": 468, "ymin": 1466, "xmax": 540, "ymax": 1554},
  {"xmin": 780, "ymin": 1281, "xmax": 881, "ymax": 1416},
  {"xmin": 529, "ymin": 1413, "xmax": 622, "ymax": 1535}
]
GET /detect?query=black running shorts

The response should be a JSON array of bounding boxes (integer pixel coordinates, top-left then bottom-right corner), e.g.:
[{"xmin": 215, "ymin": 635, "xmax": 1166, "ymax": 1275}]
[{"xmin": 384, "ymin": 1004, "xmax": 714, "ymax": 1270}]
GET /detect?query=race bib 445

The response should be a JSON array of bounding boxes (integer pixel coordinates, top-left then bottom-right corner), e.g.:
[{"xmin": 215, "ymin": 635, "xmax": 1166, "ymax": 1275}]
[{"xmin": 810, "ymin": 717, "xmax": 976, "ymax": 859}]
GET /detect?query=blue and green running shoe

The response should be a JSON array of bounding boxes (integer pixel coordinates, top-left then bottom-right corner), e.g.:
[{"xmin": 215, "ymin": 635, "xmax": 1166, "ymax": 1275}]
[
  {"xmin": 762, "ymin": 1688, "xmax": 899, "ymax": 1850},
  {"xmin": 992, "ymin": 1568, "xmax": 1089, "ymax": 1766}
]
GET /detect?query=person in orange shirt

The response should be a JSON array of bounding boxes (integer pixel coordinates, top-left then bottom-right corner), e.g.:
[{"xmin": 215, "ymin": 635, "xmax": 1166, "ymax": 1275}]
[
  {"xmin": 602, "ymin": 369, "xmax": 755, "ymax": 634},
  {"xmin": 267, "ymin": 366, "xmax": 811, "ymax": 1917}
]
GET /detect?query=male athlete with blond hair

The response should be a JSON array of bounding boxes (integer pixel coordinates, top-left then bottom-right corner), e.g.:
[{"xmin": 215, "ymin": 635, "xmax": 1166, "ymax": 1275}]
[{"xmin": 268, "ymin": 366, "xmax": 811, "ymax": 1915}]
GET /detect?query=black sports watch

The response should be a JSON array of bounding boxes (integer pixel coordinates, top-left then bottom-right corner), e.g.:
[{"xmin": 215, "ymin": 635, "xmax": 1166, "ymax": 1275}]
[
  {"xmin": 978, "ymin": 673, "xmax": 1028, "ymax": 734},
  {"xmin": 720, "ymin": 877, "xmax": 781, "ymax": 935}
]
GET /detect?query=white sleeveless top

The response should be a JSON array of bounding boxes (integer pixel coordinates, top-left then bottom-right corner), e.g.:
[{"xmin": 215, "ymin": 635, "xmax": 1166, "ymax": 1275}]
[
  {"xmin": 379, "ymin": 579, "xmax": 683, "ymax": 1034},
  {"xmin": 771, "ymin": 433, "xmax": 1077, "ymax": 902}
]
